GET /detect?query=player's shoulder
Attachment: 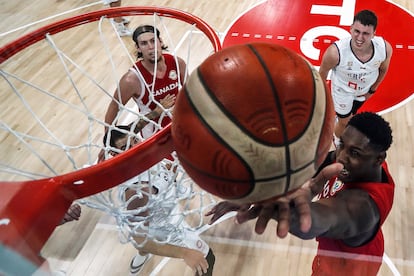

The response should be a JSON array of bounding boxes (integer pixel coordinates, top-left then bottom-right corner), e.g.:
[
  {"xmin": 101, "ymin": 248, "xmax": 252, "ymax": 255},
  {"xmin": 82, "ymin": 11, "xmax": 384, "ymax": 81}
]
[
  {"xmin": 372, "ymin": 36, "xmax": 392, "ymax": 57},
  {"xmin": 120, "ymin": 69, "xmax": 141, "ymax": 86},
  {"xmin": 334, "ymin": 36, "xmax": 351, "ymax": 48},
  {"xmin": 162, "ymin": 52, "xmax": 175, "ymax": 60},
  {"xmin": 372, "ymin": 36, "xmax": 386, "ymax": 45},
  {"xmin": 322, "ymin": 43, "xmax": 340, "ymax": 62}
]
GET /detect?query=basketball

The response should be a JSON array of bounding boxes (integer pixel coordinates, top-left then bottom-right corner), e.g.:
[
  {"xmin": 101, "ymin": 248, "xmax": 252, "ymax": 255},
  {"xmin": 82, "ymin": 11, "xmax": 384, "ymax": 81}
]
[{"xmin": 171, "ymin": 42, "xmax": 334, "ymax": 204}]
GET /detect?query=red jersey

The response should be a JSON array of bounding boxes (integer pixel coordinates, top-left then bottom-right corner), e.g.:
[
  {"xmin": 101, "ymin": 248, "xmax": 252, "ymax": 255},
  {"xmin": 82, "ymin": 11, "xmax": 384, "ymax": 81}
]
[
  {"xmin": 312, "ymin": 162, "xmax": 395, "ymax": 276},
  {"xmin": 130, "ymin": 53, "xmax": 181, "ymax": 138}
]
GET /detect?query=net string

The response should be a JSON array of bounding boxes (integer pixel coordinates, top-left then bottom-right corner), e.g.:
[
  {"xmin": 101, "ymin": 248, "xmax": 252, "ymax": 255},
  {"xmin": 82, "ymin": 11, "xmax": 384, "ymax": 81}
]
[
  {"xmin": 1, "ymin": 10, "xmax": 219, "ymax": 248},
  {"xmin": 90, "ymin": 14, "xmax": 220, "ymax": 245}
]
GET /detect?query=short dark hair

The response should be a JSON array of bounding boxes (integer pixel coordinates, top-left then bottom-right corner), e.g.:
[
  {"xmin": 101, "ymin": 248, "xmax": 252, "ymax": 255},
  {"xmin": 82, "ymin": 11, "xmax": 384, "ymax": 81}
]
[
  {"xmin": 132, "ymin": 25, "xmax": 168, "ymax": 58},
  {"xmin": 353, "ymin": 10, "xmax": 378, "ymax": 30},
  {"xmin": 102, "ymin": 125, "xmax": 129, "ymax": 148},
  {"xmin": 347, "ymin": 112, "xmax": 393, "ymax": 152}
]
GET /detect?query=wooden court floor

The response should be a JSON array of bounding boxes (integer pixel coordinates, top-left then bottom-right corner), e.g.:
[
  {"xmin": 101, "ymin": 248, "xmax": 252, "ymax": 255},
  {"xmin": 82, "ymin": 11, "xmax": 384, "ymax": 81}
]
[{"xmin": 1, "ymin": 0, "xmax": 413, "ymax": 275}]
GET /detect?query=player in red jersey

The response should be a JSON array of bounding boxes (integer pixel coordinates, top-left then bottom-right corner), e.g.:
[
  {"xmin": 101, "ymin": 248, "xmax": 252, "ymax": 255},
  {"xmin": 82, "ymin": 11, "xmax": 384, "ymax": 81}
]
[
  {"xmin": 104, "ymin": 24, "xmax": 186, "ymax": 139},
  {"xmin": 208, "ymin": 112, "xmax": 394, "ymax": 275}
]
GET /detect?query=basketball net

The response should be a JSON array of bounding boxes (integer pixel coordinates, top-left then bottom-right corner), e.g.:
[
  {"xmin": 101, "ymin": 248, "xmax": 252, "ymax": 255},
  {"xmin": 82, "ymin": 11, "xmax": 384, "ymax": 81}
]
[{"xmin": 0, "ymin": 7, "xmax": 221, "ymax": 274}]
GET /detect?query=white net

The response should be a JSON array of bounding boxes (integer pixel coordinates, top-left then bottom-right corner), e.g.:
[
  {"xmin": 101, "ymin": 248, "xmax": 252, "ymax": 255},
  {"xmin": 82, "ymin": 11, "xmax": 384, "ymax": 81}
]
[
  {"xmin": 0, "ymin": 8, "xmax": 221, "ymax": 250},
  {"xmin": 83, "ymin": 156, "xmax": 218, "ymax": 250}
]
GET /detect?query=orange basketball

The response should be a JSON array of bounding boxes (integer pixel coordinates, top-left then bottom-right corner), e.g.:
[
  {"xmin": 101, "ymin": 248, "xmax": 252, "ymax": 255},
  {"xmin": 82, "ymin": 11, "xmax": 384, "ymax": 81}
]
[{"xmin": 171, "ymin": 43, "xmax": 334, "ymax": 204}]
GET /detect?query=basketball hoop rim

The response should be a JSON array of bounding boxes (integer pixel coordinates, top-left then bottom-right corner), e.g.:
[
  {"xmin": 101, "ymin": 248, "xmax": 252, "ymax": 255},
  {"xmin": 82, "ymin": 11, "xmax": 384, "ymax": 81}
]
[
  {"xmin": 0, "ymin": 7, "xmax": 221, "ymax": 269},
  {"xmin": 0, "ymin": 6, "xmax": 222, "ymax": 196},
  {"xmin": 0, "ymin": 6, "xmax": 222, "ymax": 64}
]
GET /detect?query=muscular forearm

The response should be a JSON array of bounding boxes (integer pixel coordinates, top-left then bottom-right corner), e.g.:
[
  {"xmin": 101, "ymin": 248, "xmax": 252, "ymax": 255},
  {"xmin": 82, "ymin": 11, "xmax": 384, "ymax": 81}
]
[
  {"xmin": 288, "ymin": 203, "xmax": 332, "ymax": 239},
  {"xmin": 105, "ymin": 101, "xmax": 120, "ymax": 128}
]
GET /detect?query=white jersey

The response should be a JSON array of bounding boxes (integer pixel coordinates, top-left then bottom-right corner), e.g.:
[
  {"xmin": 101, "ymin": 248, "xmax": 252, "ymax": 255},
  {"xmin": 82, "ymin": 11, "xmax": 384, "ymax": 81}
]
[{"xmin": 331, "ymin": 36, "xmax": 387, "ymax": 97}]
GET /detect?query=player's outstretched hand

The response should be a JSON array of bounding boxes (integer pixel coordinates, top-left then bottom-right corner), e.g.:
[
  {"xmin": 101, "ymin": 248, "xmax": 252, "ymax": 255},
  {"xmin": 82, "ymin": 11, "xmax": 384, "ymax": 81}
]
[
  {"xmin": 235, "ymin": 163, "xmax": 343, "ymax": 238},
  {"xmin": 206, "ymin": 201, "xmax": 250, "ymax": 224},
  {"xmin": 59, "ymin": 203, "xmax": 82, "ymax": 225}
]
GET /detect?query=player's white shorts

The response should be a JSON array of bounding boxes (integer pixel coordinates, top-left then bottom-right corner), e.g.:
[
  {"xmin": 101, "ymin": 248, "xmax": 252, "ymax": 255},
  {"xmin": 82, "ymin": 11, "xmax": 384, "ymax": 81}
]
[{"xmin": 332, "ymin": 87, "xmax": 365, "ymax": 116}]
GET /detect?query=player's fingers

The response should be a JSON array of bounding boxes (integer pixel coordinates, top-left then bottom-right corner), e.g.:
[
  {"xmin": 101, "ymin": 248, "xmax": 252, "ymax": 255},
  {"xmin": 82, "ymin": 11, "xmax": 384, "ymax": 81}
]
[
  {"xmin": 201, "ymin": 259, "xmax": 209, "ymax": 274},
  {"xmin": 65, "ymin": 213, "xmax": 78, "ymax": 221},
  {"xmin": 236, "ymin": 204, "xmax": 262, "ymax": 224},
  {"xmin": 310, "ymin": 163, "xmax": 343, "ymax": 195},
  {"xmin": 292, "ymin": 194, "xmax": 312, "ymax": 233},
  {"xmin": 67, "ymin": 204, "xmax": 81, "ymax": 220},
  {"xmin": 239, "ymin": 203, "xmax": 252, "ymax": 212},
  {"xmin": 276, "ymin": 201, "xmax": 290, "ymax": 238},
  {"xmin": 73, "ymin": 204, "xmax": 81, "ymax": 217},
  {"xmin": 207, "ymin": 202, "xmax": 232, "ymax": 224},
  {"xmin": 254, "ymin": 204, "xmax": 275, "ymax": 234},
  {"xmin": 196, "ymin": 262, "xmax": 208, "ymax": 276}
]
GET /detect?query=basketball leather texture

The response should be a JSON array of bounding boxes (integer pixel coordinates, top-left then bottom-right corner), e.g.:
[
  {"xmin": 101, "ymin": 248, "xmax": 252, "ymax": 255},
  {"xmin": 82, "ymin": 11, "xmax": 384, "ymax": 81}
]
[{"xmin": 172, "ymin": 42, "xmax": 334, "ymax": 204}]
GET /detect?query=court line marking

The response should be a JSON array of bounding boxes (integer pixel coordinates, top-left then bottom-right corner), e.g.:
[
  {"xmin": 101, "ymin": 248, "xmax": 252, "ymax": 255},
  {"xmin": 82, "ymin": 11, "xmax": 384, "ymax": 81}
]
[
  {"xmin": 95, "ymin": 211, "xmax": 413, "ymax": 275},
  {"xmin": 4, "ymin": 0, "xmax": 412, "ymax": 275},
  {"xmin": 378, "ymin": 93, "xmax": 414, "ymax": 115},
  {"xmin": 227, "ymin": 32, "xmax": 414, "ymax": 50},
  {"xmin": 384, "ymin": 253, "xmax": 402, "ymax": 276}
]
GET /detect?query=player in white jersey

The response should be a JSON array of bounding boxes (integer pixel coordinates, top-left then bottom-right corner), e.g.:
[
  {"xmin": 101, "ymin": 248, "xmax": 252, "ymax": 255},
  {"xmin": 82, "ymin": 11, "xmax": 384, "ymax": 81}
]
[{"xmin": 319, "ymin": 10, "xmax": 393, "ymax": 141}]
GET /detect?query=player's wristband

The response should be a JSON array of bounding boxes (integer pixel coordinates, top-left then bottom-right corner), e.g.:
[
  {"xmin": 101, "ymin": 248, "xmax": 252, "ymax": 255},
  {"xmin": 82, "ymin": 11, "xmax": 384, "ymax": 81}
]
[{"xmin": 368, "ymin": 88, "xmax": 376, "ymax": 94}]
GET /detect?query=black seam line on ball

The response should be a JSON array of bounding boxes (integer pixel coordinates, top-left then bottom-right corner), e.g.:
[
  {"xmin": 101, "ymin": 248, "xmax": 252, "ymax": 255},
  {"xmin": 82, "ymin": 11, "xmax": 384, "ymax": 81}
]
[
  {"xmin": 183, "ymin": 69, "xmax": 255, "ymax": 192},
  {"xmin": 247, "ymin": 43, "xmax": 291, "ymax": 194},
  {"xmin": 304, "ymin": 60, "xmax": 325, "ymax": 171}
]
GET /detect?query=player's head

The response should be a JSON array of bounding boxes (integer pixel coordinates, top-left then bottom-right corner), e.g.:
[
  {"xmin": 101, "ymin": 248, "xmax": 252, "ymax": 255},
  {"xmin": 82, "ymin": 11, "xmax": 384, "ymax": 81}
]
[
  {"xmin": 103, "ymin": 125, "xmax": 139, "ymax": 155},
  {"xmin": 353, "ymin": 10, "xmax": 378, "ymax": 31},
  {"xmin": 350, "ymin": 10, "xmax": 377, "ymax": 48},
  {"xmin": 132, "ymin": 25, "xmax": 168, "ymax": 59},
  {"xmin": 347, "ymin": 112, "xmax": 392, "ymax": 152},
  {"xmin": 336, "ymin": 112, "xmax": 393, "ymax": 182}
]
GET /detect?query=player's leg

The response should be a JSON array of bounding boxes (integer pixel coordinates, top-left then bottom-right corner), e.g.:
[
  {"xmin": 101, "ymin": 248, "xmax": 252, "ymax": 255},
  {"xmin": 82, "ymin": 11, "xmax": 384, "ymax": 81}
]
[
  {"xmin": 102, "ymin": 0, "xmax": 132, "ymax": 36},
  {"xmin": 201, "ymin": 249, "xmax": 215, "ymax": 276},
  {"xmin": 124, "ymin": 186, "xmax": 152, "ymax": 275},
  {"xmin": 335, "ymin": 115, "xmax": 352, "ymax": 140},
  {"xmin": 350, "ymin": 100, "xmax": 365, "ymax": 115},
  {"xmin": 130, "ymin": 253, "xmax": 150, "ymax": 275},
  {"xmin": 335, "ymin": 99, "xmax": 365, "ymax": 140},
  {"xmin": 331, "ymin": 89, "xmax": 354, "ymax": 140}
]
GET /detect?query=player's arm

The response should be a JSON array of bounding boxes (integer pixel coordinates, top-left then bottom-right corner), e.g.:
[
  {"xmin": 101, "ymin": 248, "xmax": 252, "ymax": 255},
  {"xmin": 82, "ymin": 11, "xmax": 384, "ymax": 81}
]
[
  {"xmin": 287, "ymin": 189, "xmax": 380, "ymax": 244},
  {"xmin": 235, "ymin": 163, "xmax": 343, "ymax": 238},
  {"xmin": 366, "ymin": 40, "xmax": 393, "ymax": 96},
  {"xmin": 104, "ymin": 71, "xmax": 141, "ymax": 131},
  {"xmin": 206, "ymin": 201, "xmax": 251, "ymax": 224},
  {"xmin": 206, "ymin": 154, "xmax": 336, "ymax": 228},
  {"xmin": 135, "ymin": 237, "xmax": 208, "ymax": 275},
  {"xmin": 129, "ymin": 94, "xmax": 176, "ymax": 133},
  {"xmin": 319, "ymin": 44, "xmax": 339, "ymax": 82},
  {"xmin": 177, "ymin": 56, "xmax": 188, "ymax": 84}
]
